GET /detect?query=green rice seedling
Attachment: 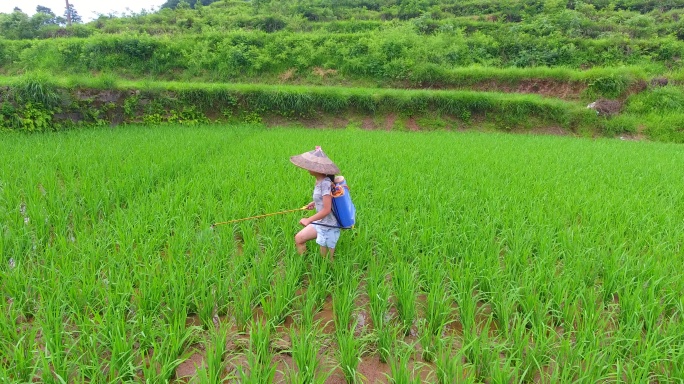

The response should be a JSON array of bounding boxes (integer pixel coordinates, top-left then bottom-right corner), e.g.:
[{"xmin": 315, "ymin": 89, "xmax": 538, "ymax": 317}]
[
  {"xmin": 0, "ymin": 295, "xmax": 19, "ymax": 351},
  {"xmin": 387, "ymin": 340, "xmax": 420, "ymax": 384},
  {"xmin": 133, "ymin": 312, "xmax": 159, "ymax": 352},
  {"xmin": 507, "ymin": 315, "xmax": 536, "ymax": 374},
  {"xmin": 487, "ymin": 344, "xmax": 524, "ymax": 384},
  {"xmin": 299, "ymin": 287, "xmax": 318, "ymax": 331},
  {"xmin": 336, "ymin": 325, "xmax": 365, "ymax": 383},
  {"xmin": 366, "ymin": 261, "xmax": 390, "ymax": 331},
  {"xmin": 261, "ymin": 280, "xmax": 293, "ymax": 326},
  {"xmin": 38, "ymin": 289, "xmax": 72, "ymax": 383},
  {"xmin": 4, "ymin": 329, "xmax": 38, "ymax": 383},
  {"xmin": 332, "ymin": 274, "xmax": 359, "ymax": 333},
  {"xmin": 72, "ymin": 309, "xmax": 109, "ymax": 383},
  {"xmin": 237, "ymin": 319, "xmax": 277, "ymax": 383},
  {"xmin": 452, "ymin": 269, "xmax": 477, "ymax": 336},
  {"xmin": 377, "ymin": 323, "xmax": 400, "ymax": 364},
  {"xmin": 288, "ymin": 320, "xmax": 329, "ymax": 384},
  {"xmin": 490, "ymin": 282, "xmax": 519, "ymax": 338},
  {"xmin": 252, "ymin": 251, "xmax": 276, "ymax": 299},
  {"xmin": 460, "ymin": 315, "xmax": 494, "ymax": 380},
  {"xmin": 548, "ymin": 275, "xmax": 577, "ymax": 328},
  {"xmin": 423, "ymin": 272, "xmax": 452, "ymax": 338},
  {"xmin": 146, "ymin": 305, "xmax": 198, "ymax": 382},
  {"xmin": 434, "ymin": 337, "xmax": 474, "ymax": 384},
  {"xmin": 102, "ymin": 306, "xmax": 137, "ymax": 382},
  {"xmin": 417, "ymin": 319, "xmax": 438, "ymax": 363},
  {"xmin": 195, "ymin": 322, "xmax": 231, "ymax": 384},
  {"xmin": 306, "ymin": 257, "xmax": 331, "ymax": 312},
  {"xmin": 193, "ymin": 270, "xmax": 218, "ymax": 330},
  {"xmin": 232, "ymin": 276, "xmax": 256, "ymax": 332},
  {"xmin": 392, "ymin": 261, "xmax": 418, "ymax": 335},
  {"xmin": 262, "ymin": 254, "xmax": 302, "ymax": 325}
]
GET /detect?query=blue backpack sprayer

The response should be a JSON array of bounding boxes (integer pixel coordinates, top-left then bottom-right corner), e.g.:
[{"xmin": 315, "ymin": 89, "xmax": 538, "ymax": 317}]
[{"xmin": 311, "ymin": 176, "xmax": 356, "ymax": 229}]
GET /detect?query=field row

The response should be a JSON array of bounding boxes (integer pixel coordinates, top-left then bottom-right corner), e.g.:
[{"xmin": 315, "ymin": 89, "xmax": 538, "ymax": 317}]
[{"xmin": 2, "ymin": 126, "xmax": 684, "ymax": 382}]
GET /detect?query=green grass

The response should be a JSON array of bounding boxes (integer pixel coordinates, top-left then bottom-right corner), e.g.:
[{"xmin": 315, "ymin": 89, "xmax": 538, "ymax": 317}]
[
  {"xmin": 1, "ymin": 125, "xmax": 684, "ymax": 382},
  {"xmin": 0, "ymin": 74, "xmax": 602, "ymax": 134}
]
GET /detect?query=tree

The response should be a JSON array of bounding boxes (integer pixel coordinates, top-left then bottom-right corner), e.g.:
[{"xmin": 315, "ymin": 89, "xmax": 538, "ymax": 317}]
[
  {"xmin": 36, "ymin": 5, "xmax": 55, "ymax": 16},
  {"xmin": 34, "ymin": 5, "xmax": 59, "ymax": 26},
  {"xmin": 0, "ymin": 9, "xmax": 33, "ymax": 39},
  {"xmin": 160, "ymin": 0, "xmax": 220, "ymax": 9},
  {"xmin": 64, "ymin": 3, "xmax": 82, "ymax": 24}
]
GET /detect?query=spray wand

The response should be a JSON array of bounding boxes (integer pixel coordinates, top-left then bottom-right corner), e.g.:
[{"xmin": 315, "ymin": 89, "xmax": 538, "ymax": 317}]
[{"xmin": 211, "ymin": 206, "xmax": 309, "ymax": 228}]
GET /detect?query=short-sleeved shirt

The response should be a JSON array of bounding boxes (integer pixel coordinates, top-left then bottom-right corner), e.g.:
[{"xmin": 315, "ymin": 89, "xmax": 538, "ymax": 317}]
[{"xmin": 313, "ymin": 178, "xmax": 339, "ymax": 226}]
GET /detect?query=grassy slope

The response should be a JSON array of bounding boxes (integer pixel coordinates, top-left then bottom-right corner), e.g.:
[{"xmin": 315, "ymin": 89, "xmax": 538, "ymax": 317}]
[{"xmin": 0, "ymin": 0, "xmax": 683, "ymax": 141}]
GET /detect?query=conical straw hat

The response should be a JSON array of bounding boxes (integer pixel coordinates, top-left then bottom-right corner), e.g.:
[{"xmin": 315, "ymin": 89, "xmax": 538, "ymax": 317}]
[{"xmin": 290, "ymin": 146, "xmax": 340, "ymax": 175}]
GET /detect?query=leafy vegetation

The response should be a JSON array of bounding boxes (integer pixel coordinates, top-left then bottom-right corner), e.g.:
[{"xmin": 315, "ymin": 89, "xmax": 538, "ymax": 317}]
[
  {"xmin": 2, "ymin": 1, "xmax": 683, "ymax": 381},
  {"xmin": 3, "ymin": 125, "xmax": 683, "ymax": 381},
  {"xmin": 0, "ymin": 0, "xmax": 682, "ymax": 141}
]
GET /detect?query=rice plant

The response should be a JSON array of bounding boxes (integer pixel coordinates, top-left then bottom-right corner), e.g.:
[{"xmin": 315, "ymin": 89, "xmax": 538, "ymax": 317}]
[
  {"xmin": 2, "ymin": 125, "xmax": 684, "ymax": 383},
  {"xmin": 423, "ymin": 270, "xmax": 452, "ymax": 337},
  {"xmin": 38, "ymin": 288, "xmax": 72, "ymax": 383},
  {"xmin": 376, "ymin": 323, "xmax": 400, "ymax": 364},
  {"xmin": 288, "ymin": 320, "xmax": 329, "ymax": 384},
  {"xmin": 336, "ymin": 325, "xmax": 365, "ymax": 383},
  {"xmin": 387, "ymin": 341, "xmax": 420, "ymax": 384},
  {"xmin": 417, "ymin": 319, "xmax": 438, "ymax": 363},
  {"xmin": 232, "ymin": 276, "xmax": 256, "ymax": 332},
  {"xmin": 4, "ymin": 329, "xmax": 37, "ymax": 383},
  {"xmin": 366, "ymin": 260, "xmax": 391, "ymax": 331},
  {"xmin": 195, "ymin": 322, "xmax": 231, "ymax": 383},
  {"xmin": 434, "ymin": 338, "xmax": 474, "ymax": 384},
  {"xmin": 392, "ymin": 261, "xmax": 418, "ymax": 335},
  {"xmin": 237, "ymin": 319, "xmax": 277, "ymax": 383},
  {"xmin": 262, "ymin": 253, "xmax": 302, "ymax": 325},
  {"xmin": 332, "ymin": 266, "xmax": 359, "ymax": 332}
]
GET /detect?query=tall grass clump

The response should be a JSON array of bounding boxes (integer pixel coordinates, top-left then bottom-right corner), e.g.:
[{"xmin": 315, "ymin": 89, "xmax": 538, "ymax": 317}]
[
  {"xmin": 195, "ymin": 322, "xmax": 231, "ymax": 383},
  {"xmin": 288, "ymin": 319, "xmax": 329, "ymax": 384},
  {"xmin": 434, "ymin": 338, "xmax": 474, "ymax": 384},
  {"xmin": 336, "ymin": 325, "xmax": 365, "ymax": 383},
  {"xmin": 232, "ymin": 275, "xmax": 257, "ymax": 332},
  {"xmin": 237, "ymin": 319, "xmax": 277, "ymax": 383},
  {"xmin": 392, "ymin": 261, "xmax": 418, "ymax": 335},
  {"xmin": 37, "ymin": 288, "xmax": 72, "ymax": 383},
  {"xmin": 332, "ymin": 261, "xmax": 360, "ymax": 332},
  {"xmin": 10, "ymin": 72, "xmax": 61, "ymax": 108},
  {"xmin": 387, "ymin": 341, "xmax": 420, "ymax": 384},
  {"xmin": 366, "ymin": 258, "xmax": 391, "ymax": 331},
  {"xmin": 262, "ymin": 253, "xmax": 302, "ymax": 325}
]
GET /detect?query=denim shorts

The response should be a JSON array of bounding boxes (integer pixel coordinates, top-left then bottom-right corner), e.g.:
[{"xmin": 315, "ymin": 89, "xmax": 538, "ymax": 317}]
[{"xmin": 315, "ymin": 226, "xmax": 341, "ymax": 249}]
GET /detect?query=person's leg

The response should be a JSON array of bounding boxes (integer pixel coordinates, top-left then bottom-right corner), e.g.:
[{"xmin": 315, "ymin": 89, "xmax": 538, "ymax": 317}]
[
  {"xmin": 319, "ymin": 246, "xmax": 329, "ymax": 258},
  {"xmin": 325, "ymin": 229, "xmax": 340, "ymax": 261},
  {"xmin": 295, "ymin": 224, "xmax": 317, "ymax": 255}
]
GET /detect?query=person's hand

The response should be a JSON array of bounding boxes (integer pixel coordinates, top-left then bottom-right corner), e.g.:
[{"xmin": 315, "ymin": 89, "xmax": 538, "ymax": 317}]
[
  {"xmin": 299, "ymin": 218, "xmax": 311, "ymax": 227},
  {"xmin": 306, "ymin": 202, "xmax": 315, "ymax": 210}
]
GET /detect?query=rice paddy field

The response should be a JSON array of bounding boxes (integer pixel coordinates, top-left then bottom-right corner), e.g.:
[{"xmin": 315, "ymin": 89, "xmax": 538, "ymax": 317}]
[{"xmin": 2, "ymin": 124, "xmax": 684, "ymax": 383}]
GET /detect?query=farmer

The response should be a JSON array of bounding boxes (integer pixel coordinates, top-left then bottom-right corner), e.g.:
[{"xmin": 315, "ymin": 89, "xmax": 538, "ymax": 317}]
[{"xmin": 290, "ymin": 146, "xmax": 341, "ymax": 260}]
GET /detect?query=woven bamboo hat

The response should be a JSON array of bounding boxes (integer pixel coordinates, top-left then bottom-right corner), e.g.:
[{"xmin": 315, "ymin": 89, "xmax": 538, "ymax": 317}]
[{"xmin": 290, "ymin": 146, "xmax": 340, "ymax": 175}]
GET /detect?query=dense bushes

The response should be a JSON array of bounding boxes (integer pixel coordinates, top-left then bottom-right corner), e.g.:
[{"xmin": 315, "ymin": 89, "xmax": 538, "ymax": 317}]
[{"xmin": 0, "ymin": 28, "xmax": 677, "ymax": 92}]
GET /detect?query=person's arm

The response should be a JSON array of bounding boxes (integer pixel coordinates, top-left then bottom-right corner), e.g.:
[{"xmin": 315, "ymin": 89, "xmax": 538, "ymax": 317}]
[{"xmin": 300, "ymin": 195, "xmax": 332, "ymax": 226}]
